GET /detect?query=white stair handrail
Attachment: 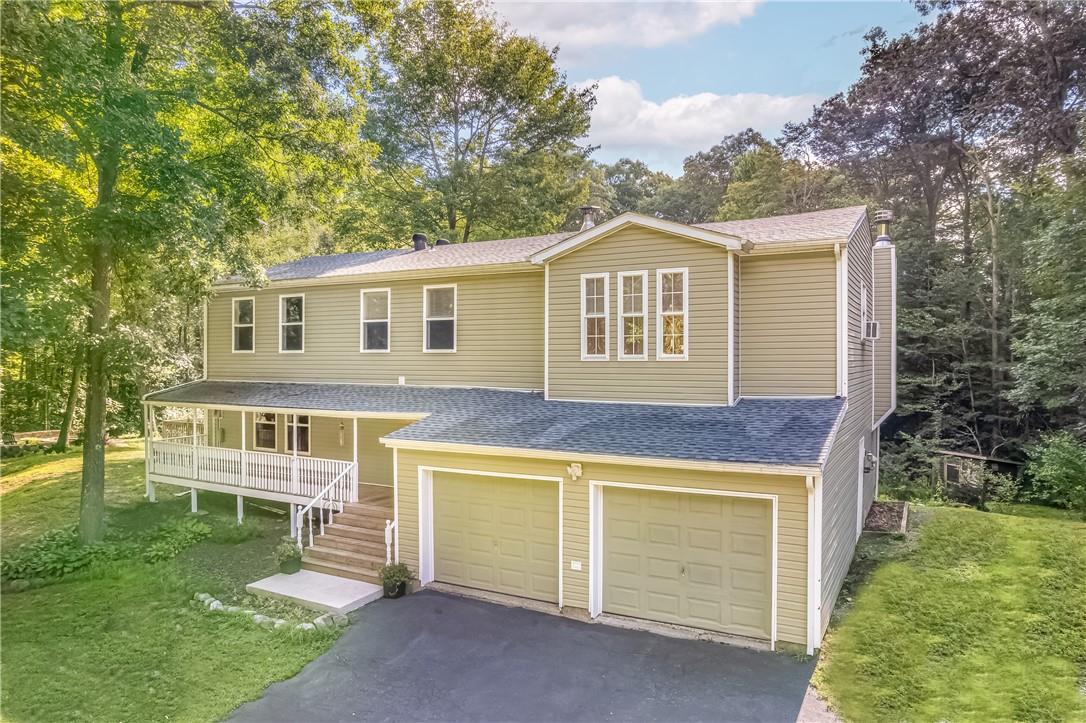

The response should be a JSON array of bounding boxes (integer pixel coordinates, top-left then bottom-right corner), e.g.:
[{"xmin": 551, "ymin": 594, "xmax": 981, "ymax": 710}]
[{"xmin": 295, "ymin": 462, "xmax": 355, "ymax": 550}]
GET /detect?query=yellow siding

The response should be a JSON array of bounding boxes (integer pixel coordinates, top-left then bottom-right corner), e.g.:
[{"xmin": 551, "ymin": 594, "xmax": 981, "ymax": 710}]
[
  {"xmin": 873, "ymin": 246, "xmax": 896, "ymax": 420},
  {"xmin": 394, "ymin": 448, "xmax": 810, "ymax": 647},
  {"xmin": 819, "ymin": 222, "xmax": 876, "ymax": 634},
  {"xmin": 547, "ymin": 226, "xmax": 730, "ymax": 404},
  {"xmin": 207, "ymin": 272, "xmax": 544, "ymax": 390},
  {"xmin": 740, "ymin": 252, "xmax": 837, "ymax": 396}
]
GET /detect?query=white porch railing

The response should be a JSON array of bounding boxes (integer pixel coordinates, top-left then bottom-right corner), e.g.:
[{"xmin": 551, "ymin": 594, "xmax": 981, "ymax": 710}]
[{"xmin": 148, "ymin": 440, "xmax": 357, "ymax": 504}]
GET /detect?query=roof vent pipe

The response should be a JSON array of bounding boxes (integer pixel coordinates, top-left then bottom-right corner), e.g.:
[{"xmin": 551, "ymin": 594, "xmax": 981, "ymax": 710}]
[
  {"xmin": 412, "ymin": 233, "xmax": 429, "ymax": 251},
  {"xmin": 873, "ymin": 209, "xmax": 894, "ymax": 247},
  {"xmin": 579, "ymin": 205, "xmax": 601, "ymax": 231},
  {"xmin": 435, "ymin": 238, "xmax": 451, "ymax": 246}
]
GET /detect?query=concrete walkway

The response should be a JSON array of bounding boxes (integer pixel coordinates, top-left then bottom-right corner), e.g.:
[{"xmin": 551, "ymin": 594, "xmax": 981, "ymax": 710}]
[
  {"xmin": 231, "ymin": 590, "xmax": 821, "ymax": 722},
  {"xmin": 246, "ymin": 570, "xmax": 382, "ymax": 615}
]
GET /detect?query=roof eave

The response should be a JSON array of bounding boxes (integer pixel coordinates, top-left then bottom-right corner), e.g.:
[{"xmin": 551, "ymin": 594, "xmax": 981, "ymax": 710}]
[
  {"xmin": 529, "ymin": 212, "xmax": 742, "ymax": 265},
  {"xmin": 211, "ymin": 260, "xmax": 539, "ymax": 291}
]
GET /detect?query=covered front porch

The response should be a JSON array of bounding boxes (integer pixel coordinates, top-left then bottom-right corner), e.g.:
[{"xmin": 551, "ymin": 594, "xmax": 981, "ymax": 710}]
[{"xmin": 142, "ymin": 400, "xmax": 412, "ymax": 536}]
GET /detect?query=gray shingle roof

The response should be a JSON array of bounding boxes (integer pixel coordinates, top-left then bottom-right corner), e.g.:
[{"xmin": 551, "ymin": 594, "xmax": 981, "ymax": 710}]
[
  {"xmin": 218, "ymin": 206, "xmax": 867, "ymax": 286},
  {"xmin": 694, "ymin": 205, "xmax": 868, "ymax": 245},
  {"xmin": 146, "ymin": 381, "xmax": 844, "ymax": 466}
]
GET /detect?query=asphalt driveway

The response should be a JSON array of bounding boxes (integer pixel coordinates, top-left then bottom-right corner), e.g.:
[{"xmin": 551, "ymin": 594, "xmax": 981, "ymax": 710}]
[{"xmin": 230, "ymin": 590, "xmax": 817, "ymax": 722}]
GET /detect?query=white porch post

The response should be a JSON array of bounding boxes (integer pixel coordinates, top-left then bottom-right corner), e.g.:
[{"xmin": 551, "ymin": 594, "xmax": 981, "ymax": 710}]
[
  {"xmin": 352, "ymin": 417, "xmax": 358, "ymax": 502},
  {"xmin": 190, "ymin": 488, "xmax": 198, "ymax": 513},
  {"xmin": 291, "ymin": 414, "xmax": 299, "ymax": 495},
  {"xmin": 240, "ymin": 411, "xmax": 248, "ymax": 487},
  {"xmin": 236, "ymin": 495, "xmax": 244, "ymax": 525},
  {"xmin": 289, "ymin": 504, "xmax": 297, "ymax": 537},
  {"xmin": 147, "ymin": 404, "xmax": 157, "ymax": 502},
  {"xmin": 190, "ymin": 410, "xmax": 198, "ymax": 479}
]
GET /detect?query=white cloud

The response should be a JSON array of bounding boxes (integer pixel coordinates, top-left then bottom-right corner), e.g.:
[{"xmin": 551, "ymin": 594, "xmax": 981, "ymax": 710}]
[
  {"xmin": 494, "ymin": 1, "xmax": 761, "ymax": 54},
  {"xmin": 582, "ymin": 76, "xmax": 821, "ymax": 173}
]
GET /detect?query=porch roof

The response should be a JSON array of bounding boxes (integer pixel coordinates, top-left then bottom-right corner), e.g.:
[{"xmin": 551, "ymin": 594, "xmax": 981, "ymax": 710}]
[{"xmin": 145, "ymin": 381, "xmax": 845, "ymax": 467}]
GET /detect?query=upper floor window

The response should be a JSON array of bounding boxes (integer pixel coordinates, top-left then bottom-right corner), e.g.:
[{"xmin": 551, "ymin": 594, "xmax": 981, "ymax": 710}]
[
  {"xmin": 424, "ymin": 285, "xmax": 456, "ymax": 352},
  {"xmin": 360, "ymin": 288, "xmax": 390, "ymax": 352},
  {"xmin": 618, "ymin": 271, "xmax": 647, "ymax": 360},
  {"xmin": 232, "ymin": 297, "xmax": 254, "ymax": 353},
  {"xmin": 656, "ymin": 268, "xmax": 688, "ymax": 360},
  {"xmin": 253, "ymin": 412, "xmax": 277, "ymax": 451},
  {"xmin": 286, "ymin": 414, "xmax": 310, "ymax": 455},
  {"xmin": 279, "ymin": 294, "xmax": 304, "ymax": 353},
  {"xmin": 581, "ymin": 273, "xmax": 609, "ymax": 360}
]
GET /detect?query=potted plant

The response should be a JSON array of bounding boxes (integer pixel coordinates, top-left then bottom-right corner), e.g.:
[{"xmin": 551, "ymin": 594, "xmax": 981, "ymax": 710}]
[
  {"xmin": 378, "ymin": 562, "xmax": 412, "ymax": 599},
  {"xmin": 274, "ymin": 538, "xmax": 302, "ymax": 574}
]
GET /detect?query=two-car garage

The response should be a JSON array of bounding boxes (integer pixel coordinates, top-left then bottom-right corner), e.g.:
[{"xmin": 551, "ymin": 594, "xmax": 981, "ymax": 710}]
[{"xmin": 422, "ymin": 467, "xmax": 777, "ymax": 644}]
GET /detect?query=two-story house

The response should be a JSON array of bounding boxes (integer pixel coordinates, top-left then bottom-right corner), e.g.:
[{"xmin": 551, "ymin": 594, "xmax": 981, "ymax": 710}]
[{"xmin": 144, "ymin": 205, "xmax": 897, "ymax": 654}]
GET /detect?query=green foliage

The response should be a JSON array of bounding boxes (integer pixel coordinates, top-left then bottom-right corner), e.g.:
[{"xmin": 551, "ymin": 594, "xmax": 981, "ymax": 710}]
[
  {"xmin": 360, "ymin": 0, "xmax": 594, "ymax": 243},
  {"xmin": 209, "ymin": 520, "xmax": 263, "ymax": 545},
  {"xmin": 274, "ymin": 538, "xmax": 302, "ymax": 565},
  {"xmin": 378, "ymin": 562, "xmax": 413, "ymax": 587},
  {"xmin": 818, "ymin": 507, "xmax": 1086, "ymax": 722},
  {"xmin": 1027, "ymin": 432, "xmax": 1086, "ymax": 518},
  {"xmin": 1, "ymin": 516, "xmax": 211, "ymax": 581}
]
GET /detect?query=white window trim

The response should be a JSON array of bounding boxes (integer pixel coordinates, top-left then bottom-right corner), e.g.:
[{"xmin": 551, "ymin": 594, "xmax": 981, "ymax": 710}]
[
  {"xmin": 252, "ymin": 412, "xmax": 277, "ymax": 452},
  {"xmin": 359, "ymin": 287, "xmax": 391, "ymax": 353},
  {"xmin": 860, "ymin": 281, "xmax": 869, "ymax": 343},
  {"xmin": 285, "ymin": 413, "xmax": 311, "ymax": 456},
  {"xmin": 655, "ymin": 267, "xmax": 689, "ymax": 361},
  {"xmin": 423, "ymin": 283, "xmax": 457, "ymax": 353},
  {"xmin": 580, "ymin": 272, "xmax": 609, "ymax": 361},
  {"xmin": 617, "ymin": 270, "xmax": 648, "ymax": 361},
  {"xmin": 231, "ymin": 296, "xmax": 255, "ymax": 354},
  {"xmin": 278, "ymin": 293, "xmax": 305, "ymax": 354}
]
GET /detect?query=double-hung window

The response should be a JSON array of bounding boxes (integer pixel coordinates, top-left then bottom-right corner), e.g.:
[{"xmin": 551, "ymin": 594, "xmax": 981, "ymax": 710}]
[
  {"xmin": 360, "ymin": 288, "xmax": 390, "ymax": 352},
  {"xmin": 285, "ymin": 414, "xmax": 310, "ymax": 455},
  {"xmin": 581, "ymin": 273, "xmax": 609, "ymax": 360},
  {"xmin": 656, "ymin": 268, "xmax": 688, "ymax": 360},
  {"xmin": 279, "ymin": 294, "xmax": 304, "ymax": 353},
  {"xmin": 253, "ymin": 412, "xmax": 277, "ymax": 451},
  {"xmin": 618, "ymin": 271, "xmax": 647, "ymax": 360},
  {"xmin": 424, "ymin": 285, "xmax": 456, "ymax": 352},
  {"xmin": 232, "ymin": 297, "xmax": 254, "ymax": 353}
]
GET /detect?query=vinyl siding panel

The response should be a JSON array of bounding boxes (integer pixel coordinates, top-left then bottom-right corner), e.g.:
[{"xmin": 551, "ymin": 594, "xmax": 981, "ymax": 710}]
[
  {"xmin": 820, "ymin": 222, "xmax": 877, "ymax": 634},
  {"xmin": 206, "ymin": 272, "xmax": 544, "ymax": 390},
  {"xmin": 547, "ymin": 227, "xmax": 730, "ymax": 404},
  {"xmin": 740, "ymin": 252, "xmax": 836, "ymax": 395},
  {"xmin": 395, "ymin": 448, "xmax": 810, "ymax": 647},
  {"xmin": 873, "ymin": 246, "xmax": 896, "ymax": 421}
]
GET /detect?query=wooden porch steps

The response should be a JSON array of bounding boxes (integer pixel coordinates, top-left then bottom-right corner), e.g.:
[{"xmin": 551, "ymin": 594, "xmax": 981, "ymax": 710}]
[{"xmin": 301, "ymin": 501, "xmax": 392, "ymax": 584}]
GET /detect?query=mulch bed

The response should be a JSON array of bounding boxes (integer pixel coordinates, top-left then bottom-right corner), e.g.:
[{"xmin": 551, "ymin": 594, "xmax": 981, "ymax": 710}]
[{"xmin": 865, "ymin": 500, "xmax": 908, "ymax": 534}]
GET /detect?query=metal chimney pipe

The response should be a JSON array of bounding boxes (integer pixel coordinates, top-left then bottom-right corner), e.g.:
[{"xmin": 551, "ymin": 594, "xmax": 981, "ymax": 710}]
[
  {"xmin": 873, "ymin": 210, "xmax": 894, "ymax": 247},
  {"xmin": 412, "ymin": 233, "xmax": 429, "ymax": 251},
  {"xmin": 579, "ymin": 205, "xmax": 601, "ymax": 231}
]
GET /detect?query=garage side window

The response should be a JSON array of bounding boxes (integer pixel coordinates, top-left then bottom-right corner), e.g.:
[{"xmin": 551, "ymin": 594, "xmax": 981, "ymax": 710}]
[
  {"xmin": 424, "ymin": 285, "xmax": 456, "ymax": 352},
  {"xmin": 360, "ymin": 288, "xmax": 390, "ymax": 352},
  {"xmin": 618, "ymin": 271, "xmax": 647, "ymax": 360},
  {"xmin": 656, "ymin": 268, "xmax": 688, "ymax": 360},
  {"xmin": 253, "ymin": 412, "xmax": 277, "ymax": 451},
  {"xmin": 581, "ymin": 273, "xmax": 609, "ymax": 360},
  {"xmin": 232, "ymin": 297, "xmax": 254, "ymax": 353},
  {"xmin": 279, "ymin": 294, "xmax": 304, "ymax": 353}
]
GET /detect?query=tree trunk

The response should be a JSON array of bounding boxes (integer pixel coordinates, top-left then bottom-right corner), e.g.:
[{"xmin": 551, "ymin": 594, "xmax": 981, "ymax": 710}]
[
  {"xmin": 54, "ymin": 348, "xmax": 82, "ymax": 452},
  {"xmin": 78, "ymin": 0, "xmax": 123, "ymax": 545}
]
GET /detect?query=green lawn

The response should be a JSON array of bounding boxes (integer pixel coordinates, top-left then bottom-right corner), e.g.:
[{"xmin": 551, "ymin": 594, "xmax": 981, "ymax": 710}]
[
  {"xmin": 1, "ymin": 441, "xmax": 342, "ymax": 722},
  {"xmin": 817, "ymin": 506, "xmax": 1086, "ymax": 722}
]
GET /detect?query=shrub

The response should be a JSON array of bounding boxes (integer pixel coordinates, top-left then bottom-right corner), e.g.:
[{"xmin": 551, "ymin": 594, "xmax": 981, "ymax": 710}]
[
  {"xmin": 1027, "ymin": 432, "xmax": 1086, "ymax": 519},
  {"xmin": 378, "ymin": 562, "xmax": 412, "ymax": 587},
  {"xmin": 2, "ymin": 517, "xmax": 212, "ymax": 582},
  {"xmin": 273, "ymin": 538, "xmax": 301, "ymax": 565},
  {"xmin": 209, "ymin": 520, "xmax": 262, "ymax": 544}
]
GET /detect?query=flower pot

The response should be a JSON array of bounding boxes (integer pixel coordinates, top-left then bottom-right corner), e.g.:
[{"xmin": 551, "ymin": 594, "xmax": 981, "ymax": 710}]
[
  {"xmin": 383, "ymin": 580, "xmax": 406, "ymax": 599},
  {"xmin": 279, "ymin": 558, "xmax": 302, "ymax": 574}
]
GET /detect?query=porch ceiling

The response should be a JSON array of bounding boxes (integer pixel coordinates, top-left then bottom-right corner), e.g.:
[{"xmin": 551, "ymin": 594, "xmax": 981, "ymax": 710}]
[{"xmin": 145, "ymin": 381, "xmax": 844, "ymax": 468}]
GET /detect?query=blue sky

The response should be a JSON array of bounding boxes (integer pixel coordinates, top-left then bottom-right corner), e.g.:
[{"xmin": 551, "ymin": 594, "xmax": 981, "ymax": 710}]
[{"xmin": 494, "ymin": 1, "xmax": 925, "ymax": 175}]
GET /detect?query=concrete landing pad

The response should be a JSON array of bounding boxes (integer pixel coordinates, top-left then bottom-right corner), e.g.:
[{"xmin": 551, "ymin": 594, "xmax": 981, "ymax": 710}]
[{"xmin": 246, "ymin": 570, "xmax": 383, "ymax": 615}]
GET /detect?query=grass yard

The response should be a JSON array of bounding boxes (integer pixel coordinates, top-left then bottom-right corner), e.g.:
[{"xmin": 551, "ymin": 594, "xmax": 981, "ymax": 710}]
[
  {"xmin": 817, "ymin": 505, "xmax": 1086, "ymax": 722},
  {"xmin": 1, "ymin": 441, "xmax": 342, "ymax": 722}
]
